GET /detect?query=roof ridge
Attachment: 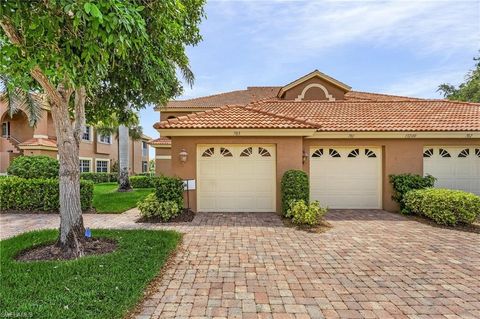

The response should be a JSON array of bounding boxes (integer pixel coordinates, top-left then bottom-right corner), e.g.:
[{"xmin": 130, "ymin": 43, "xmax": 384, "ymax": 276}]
[{"xmin": 248, "ymin": 99, "xmax": 479, "ymax": 105}]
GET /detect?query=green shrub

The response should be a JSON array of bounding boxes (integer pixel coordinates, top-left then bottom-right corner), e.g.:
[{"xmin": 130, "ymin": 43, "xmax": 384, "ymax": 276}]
[
  {"xmin": 287, "ymin": 200, "xmax": 327, "ymax": 226},
  {"xmin": 404, "ymin": 188, "xmax": 480, "ymax": 226},
  {"xmin": 389, "ymin": 174, "xmax": 436, "ymax": 213},
  {"xmin": 130, "ymin": 175, "xmax": 157, "ymax": 188},
  {"xmin": 0, "ymin": 177, "xmax": 93, "ymax": 212},
  {"xmin": 154, "ymin": 176, "xmax": 184, "ymax": 209},
  {"xmin": 80, "ymin": 172, "xmax": 117, "ymax": 183},
  {"xmin": 281, "ymin": 170, "xmax": 309, "ymax": 216},
  {"xmin": 137, "ymin": 194, "xmax": 179, "ymax": 221},
  {"xmin": 7, "ymin": 156, "xmax": 59, "ymax": 179}
]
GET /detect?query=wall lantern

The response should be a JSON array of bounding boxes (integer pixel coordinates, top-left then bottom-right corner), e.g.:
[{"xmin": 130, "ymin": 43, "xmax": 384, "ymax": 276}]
[
  {"xmin": 179, "ymin": 149, "xmax": 188, "ymax": 163},
  {"xmin": 302, "ymin": 150, "xmax": 309, "ymax": 163}
]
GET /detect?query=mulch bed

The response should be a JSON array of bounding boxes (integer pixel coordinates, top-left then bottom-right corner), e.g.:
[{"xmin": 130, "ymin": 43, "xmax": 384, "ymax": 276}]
[
  {"xmin": 282, "ymin": 218, "xmax": 333, "ymax": 233},
  {"xmin": 15, "ymin": 238, "xmax": 118, "ymax": 261},
  {"xmin": 136, "ymin": 208, "xmax": 195, "ymax": 224},
  {"xmin": 405, "ymin": 214, "xmax": 480, "ymax": 234}
]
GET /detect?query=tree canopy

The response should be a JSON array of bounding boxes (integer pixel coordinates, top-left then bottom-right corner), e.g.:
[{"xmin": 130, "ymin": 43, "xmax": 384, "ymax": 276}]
[
  {"xmin": 0, "ymin": 0, "xmax": 205, "ymax": 121},
  {"xmin": 438, "ymin": 55, "xmax": 480, "ymax": 103}
]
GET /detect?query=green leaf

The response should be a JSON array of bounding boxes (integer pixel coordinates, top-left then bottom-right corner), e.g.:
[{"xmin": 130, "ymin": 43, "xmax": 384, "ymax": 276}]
[
  {"xmin": 84, "ymin": 3, "xmax": 91, "ymax": 14},
  {"xmin": 90, "ymin": 4, "xmax": 103, "ymax": 19}
]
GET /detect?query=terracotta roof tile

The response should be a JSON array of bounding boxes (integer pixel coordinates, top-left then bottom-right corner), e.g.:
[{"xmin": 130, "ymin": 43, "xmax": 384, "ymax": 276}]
[
  {"xmin": 251, "ymin": 100, "xmax": 480, "ymax": 132},
  {"xmin": 18, "ymin": 137, "xmax": 57, "ymax": 148},
  {"xmin": 154, "ymin": 105, "xmax": 318, "ymax": 129},
  {"xmin": 149, "ymin": 137, "xmax": 171, "ymax": 145}
]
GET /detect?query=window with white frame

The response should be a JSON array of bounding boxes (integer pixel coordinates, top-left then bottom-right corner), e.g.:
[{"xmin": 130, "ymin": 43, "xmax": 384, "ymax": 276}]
[
  {"xmin": 98, "ymin": 133, "xmax": 111, "ymax": 144},
  {"xmin": 82, "ymin": 126, "xmax": 91, "ymax": 141},
  {"xmin": 142, "ymin": 161, "xmax": 148, "ymax": 173},
  {"xmin": 96, "ymin": 160, "xmax": 109, "ymax": 173},
  {"xmin": 79, "ymin": 159, "xmax": 91, "ymax": 173},
  {"xmin": 142, "ymin": 141, "xmax": 148, "ymax": 157}
]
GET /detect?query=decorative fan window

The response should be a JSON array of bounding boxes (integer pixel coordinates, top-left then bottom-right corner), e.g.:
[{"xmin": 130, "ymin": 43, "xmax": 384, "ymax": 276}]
[
  {"xmin": 201, "ymin": 147, "xmax": 214, "ymax": 157},
  {"xmin": 347, "ymin": 149, "xmax": 359, "ymax": 158},
  {"xmin": 439, "ymin": 148, "xmax": 451, "ymax": 158},
  {"xmin": 365, "ymin": 149, "xmax": 377, "ymax": 158},
  {"xmin": 329, "ymin": 149, "xmax": 341, "ymax": 158},
  {"xmin": 476, "ymin": 149, "xmax": 480, "ymax": 157},
  {"xmin": 458, "ymin": 148, "xmax": 469, "ymax": 158},
  {"xmin": 220, "ymin": 147, "xmax": 233, "ymax": 157},
  {"xmin": 423, "ymin": 148, "xmax": 434, "ymax": 158},
  {"xmin": 311, "ymin": 149, "xmax": 323, "ymax": 158},
  {"xmin": 240, "ymin": 147, "xmax": 253, "ymax": 157},
  {"xmin": 258, "ymin": 147, "xmax": 271, "ymax": 157}
]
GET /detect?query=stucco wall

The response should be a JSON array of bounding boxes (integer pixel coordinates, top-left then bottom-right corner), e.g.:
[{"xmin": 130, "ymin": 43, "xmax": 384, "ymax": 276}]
[
  {"xmin": 171, "ymin": 136, "xmax": 304, "ymax": 213},
  {"xmin": 155, "ymin": 147, "xmax": 172, "ymax": 176},
  {"xmin": 303, "ymin": 138, "xmax": 480, "ymax": 212}
]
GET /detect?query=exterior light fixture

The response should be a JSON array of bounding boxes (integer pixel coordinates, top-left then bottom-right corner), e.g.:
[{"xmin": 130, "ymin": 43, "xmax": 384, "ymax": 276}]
[
  {"xmin": 302, "ymin": 150, "xmax": 309, "ymax": 163},
  {"xmin": 179, "ymin": 149, "xmax": 188, "ymax": 163}
]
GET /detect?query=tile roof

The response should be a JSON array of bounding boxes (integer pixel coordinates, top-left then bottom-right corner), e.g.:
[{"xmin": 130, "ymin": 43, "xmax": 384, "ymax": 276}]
[
  {"xmin": 149, "ymin": 137, "xmax": 171, "ymax": 145},
  {"xmin": 160, "ymin": 87, "xmax": 425, "ymax": 109},
  {"xmin": 155, "ymin": 100, "xmax": 480, "ymax": 132},
  {"xmin": 154, "ymin": 105, "xmax": 319, "ymax": 129},
  {"xmin": 18, "ymin": 137, "xmax": 58, "ymax": 148},
  {"xmin": 250, "ymin": 100, "xmax": 480, "ymax": 132}
]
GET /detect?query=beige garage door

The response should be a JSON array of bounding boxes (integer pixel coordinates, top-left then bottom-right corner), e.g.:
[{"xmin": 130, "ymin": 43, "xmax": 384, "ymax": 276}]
[
  {"xmin": 310, "ymin": 147, "xmax": 382, "ymax": 209},
  {"xmin": 197, "ymin": 145, "xmax": 276, "ymax": 212},
  {"xmin": 423, "ymin": 147, "xmax": 480, "ymax": 195}
]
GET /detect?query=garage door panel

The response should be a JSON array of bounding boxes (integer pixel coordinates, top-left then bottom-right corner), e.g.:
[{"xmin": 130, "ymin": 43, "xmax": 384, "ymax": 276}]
[
  {"xmin": 197, "ymin": 145, "xmax": 276, "ymax": 212},
  {"xmin": 310, "ymin": 147, "xmax": 382, "ymax": 209},
  {"xmin": 424, "ymin": 147, "xmax": 480, "ymax": 195}
]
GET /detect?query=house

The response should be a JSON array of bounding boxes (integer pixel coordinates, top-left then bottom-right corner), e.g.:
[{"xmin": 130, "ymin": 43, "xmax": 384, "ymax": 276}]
[
  {"xmin": 0, "ymin": 100, "xmax": 150, "ymax": 174},
  {"xmin": 150, "ymin": 70, "xmax": 480, "ymax": 213}
]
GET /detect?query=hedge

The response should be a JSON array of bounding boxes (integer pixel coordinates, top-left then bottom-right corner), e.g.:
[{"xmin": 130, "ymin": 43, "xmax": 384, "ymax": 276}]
[
  {"xmin": 389, "ymin": 174, "xmax": 436, "ymax": 213},
  {"xmin": 404, "ymin": 188, "xmax": 480, "ymax": 226},
  {"xmin": 154, "ymin": 176, "xmax": 184, "ymax": 210},
  {"xmin": 130, "ymin": 175, "xmax": 157, "ymax": 188},
  {"xmin": 80, "ymin": 172, "xmax": 118, "ymax": 183},
  {"xmin": 281, "ymin": 170, "xmax": 309, "ymax": 216},
  {"xmin": 0, "ymin": 177, "xmax": 93, "ymax": 212},
  {"xmin": 7, "ymin": 155, "xmax": 59, "ymax": 179}
]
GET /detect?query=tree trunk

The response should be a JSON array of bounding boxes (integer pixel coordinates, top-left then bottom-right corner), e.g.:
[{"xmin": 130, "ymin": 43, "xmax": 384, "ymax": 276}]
[
  {"xmin": 117, "ymin": 124, "xmax": 131, "ymax": 192},
  {"xmin": 51, "ymin": 98, "xmax": 85, "ymax": 258}
]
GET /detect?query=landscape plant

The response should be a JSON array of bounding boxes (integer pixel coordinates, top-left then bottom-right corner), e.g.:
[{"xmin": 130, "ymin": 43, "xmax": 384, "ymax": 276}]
[
  {"xmin": 287, "ymin": 200, "xmax": 327, "ymax": 226},
  {"xmin": 7, "ymin": 155, "xmax": 59, "ymax": 179},
  {"xmin": 281, "ymin": 170, "xmax": 309, "ymax": 216},
  {"xmin": 389, "ymin": 174, "xmax": 436, "ymax": 214}
]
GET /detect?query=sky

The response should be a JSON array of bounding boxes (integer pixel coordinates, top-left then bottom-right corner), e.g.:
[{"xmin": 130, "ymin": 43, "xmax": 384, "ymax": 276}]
[{"xmin": 140, "ymin": 0, "xmax": 480, "ymax": 157}]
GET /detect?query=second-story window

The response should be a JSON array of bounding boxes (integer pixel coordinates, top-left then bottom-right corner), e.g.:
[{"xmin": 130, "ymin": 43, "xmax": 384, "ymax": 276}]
[
  {"xmin": 82, "ymin": 126, "xmax": 91, "ymax": 141},
  {"xmin": 98, "ymin": 133, "xmax": 111, "ymax": 144},
  {"xmin": 142, "ymin": 141, "xmax": 148, "ymax": 157}
]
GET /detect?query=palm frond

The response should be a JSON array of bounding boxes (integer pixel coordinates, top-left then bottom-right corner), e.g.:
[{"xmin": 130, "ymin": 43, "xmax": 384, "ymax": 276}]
[{"xmin": 129, "ymin": 125, "xmax": 143, "ymax": 141}]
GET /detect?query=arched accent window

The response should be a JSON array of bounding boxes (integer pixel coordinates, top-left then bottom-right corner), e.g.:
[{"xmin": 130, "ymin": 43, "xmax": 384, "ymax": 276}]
[
  {"xmin": 439, "ymin": 148, "xmax": 451, "ymax": 158},
  {"xmin": 458, "ymin": 148, "xmax": 469, "ymax": 158},
  {"xmin": 220, "ymin": 147, "xmax": 233, "ymax": 157},
  {"xmin": 311, "ymin": 149, "xmax": 323, "ymax": 158},
  {"xmin": 258, "ymin": 147, "xmax": 271, "ymax": 157},
  {"xmin": 423, "ymin": 148, "xmax": 434, "ymax": 158},
  {"xmin": 365, "ymin": 149, "xmax": 376, "ymax": 158},
  {"xmin": 167, "ymin": 116, "xmax": 176, "ymax": 120},
  {"xmin": 347, "ymin": 149, "xmax": 359, "ymax": 158},
  {"xmin": 201, "ymin": 147, "xmax": 214, "ymax": 157},
  {"xmin": 329, "ymin": 149, "xmax": 341, "ymax": 158},
  {"xmin": 476, "ymin": 149, "xmax": 480, "ymax": 157},
  {"xmin": 240, "ymin": 147, "xmax": 253, "ymax": 157}
]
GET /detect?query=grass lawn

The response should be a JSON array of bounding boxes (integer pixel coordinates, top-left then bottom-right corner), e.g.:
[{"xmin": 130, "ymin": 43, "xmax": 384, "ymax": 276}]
[
  {"xmin": 0, "ymin": 229, "xmax": 180, "ymax": 319},
  {"xmin": 93, "ymin": 182, "xmax": 154, "ymax": 213}
]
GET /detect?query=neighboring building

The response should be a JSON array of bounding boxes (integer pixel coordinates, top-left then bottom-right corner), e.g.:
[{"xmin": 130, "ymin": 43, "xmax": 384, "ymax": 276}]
[
  {"xmin": 0, "ymin": 100, "xmax": 150, "ymax": 174},
  {"xmin": 151, "ymin": 70, "xmax": 480, "ymax": 214}
]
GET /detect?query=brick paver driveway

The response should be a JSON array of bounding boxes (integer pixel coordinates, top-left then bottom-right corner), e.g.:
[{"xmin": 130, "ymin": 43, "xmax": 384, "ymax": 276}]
[{"xmin": 1, "ymin": 210, "xmax": 479, "ymax": 318}]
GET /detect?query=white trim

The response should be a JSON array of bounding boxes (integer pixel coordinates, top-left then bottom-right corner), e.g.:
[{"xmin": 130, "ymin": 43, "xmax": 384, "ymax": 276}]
[
  {"xmin": 295, "ymin": 83, "xmax": 335, "ymax": 101},
  {"xmin": 157, "ymin": 128, "xmax": 316, "ymax": 137},
  {"xmin": 278, "ymin": 70, "xmax": 351, "ymax": 97},
  {"xmin": 81, "ymin": 126, "xmax": 92, "ymax": 142},
  {"xmin": 155, "ymin": 155, "xmax": 172, "ymax": 160},
  {"xmin": 97, "ymin": 133, "xmax": 112, "ymax": 144},
  {"xmin": 33, "ymin": 134, "xmax": 48, "ymax": 139},
  {"xmin": 308, "ymin": 131, "xmax": 480, "ymax": 139},
  {"xmin": 95, "ymin": 158, "xmax": 110, "ymax": 173}
]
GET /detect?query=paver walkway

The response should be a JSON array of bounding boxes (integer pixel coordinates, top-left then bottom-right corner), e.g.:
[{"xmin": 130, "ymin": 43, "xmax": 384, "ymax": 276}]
[{"xmin": 1, "ymin": 210, "xmax": 479, "ymax": 318}]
